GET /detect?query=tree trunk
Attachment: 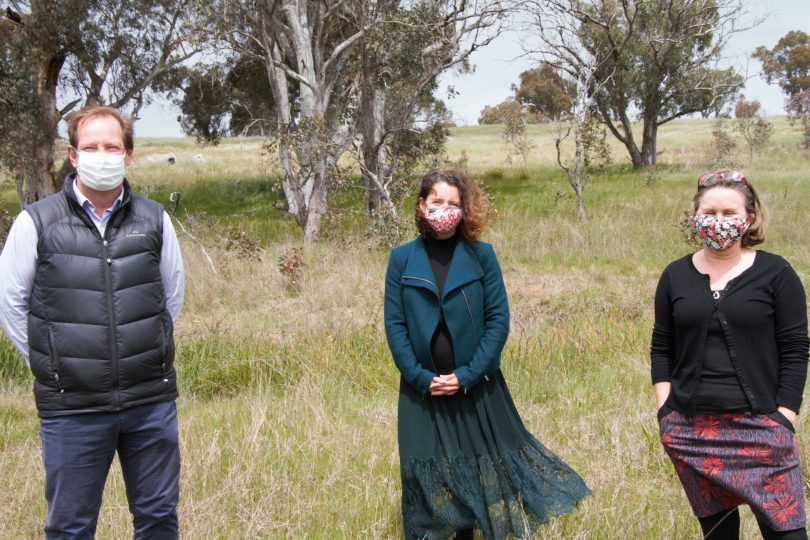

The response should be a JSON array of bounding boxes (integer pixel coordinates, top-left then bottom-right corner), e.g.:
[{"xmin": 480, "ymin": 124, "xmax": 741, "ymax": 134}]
[
  {"xmin": 567, "ymin": 77, "xmax": 588, "ymax": 222},
  {"xmin": 361, "ymin": 84, "xmax": 395, "ymax": 215},
  {"xmin": 626, "ymin": 134, "xmax": 644, "ymax": 168},
  {"xmin": 265, "ymin": 50, "xmax": 303, "ymax": 220},
  {"xmin": 597, "ymin": 100, "xmax": 644, "ymax": 168},
  {"xmin": 572, "ymin": 92, "xmax": 587, "ymax": 222},
  {"xmin": 17, "ymin": 142, "xmax": 58, "ymax": 206},
  {"xmin": 302, "ymin": 158, "xmax": 328, "ymax": 242},
  {"xmin": 640, "ymin": 119, "xmax": 658, "ymax": 167},
  {"xmin": 574, "ymin": 182, "xmax": 586, "ymax": 222},
  {"xmin": 16, "ymin": 50, "xmax": 64, "ymax": 206}
]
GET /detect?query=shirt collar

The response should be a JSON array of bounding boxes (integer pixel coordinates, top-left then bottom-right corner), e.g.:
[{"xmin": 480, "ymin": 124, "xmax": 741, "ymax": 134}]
[{"xmin": 72, "ymin": 178, "xmax": 124, "ymax": 214}]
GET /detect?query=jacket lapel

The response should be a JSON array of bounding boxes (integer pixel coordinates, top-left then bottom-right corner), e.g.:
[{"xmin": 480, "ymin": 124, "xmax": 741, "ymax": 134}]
[
  {"xmin": 402, "ymin": 237, "xmax": 439, "ymax": 297},
  {"xmin": 443, "ymin": 240, "xmax": 484, "ymax": 297}
]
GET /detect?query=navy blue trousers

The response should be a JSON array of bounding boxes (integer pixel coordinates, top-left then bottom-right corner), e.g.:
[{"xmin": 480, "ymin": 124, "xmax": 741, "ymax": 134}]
[{"xmin": 39, "ymin": 400, "xmax": 180, "ymax": 540}]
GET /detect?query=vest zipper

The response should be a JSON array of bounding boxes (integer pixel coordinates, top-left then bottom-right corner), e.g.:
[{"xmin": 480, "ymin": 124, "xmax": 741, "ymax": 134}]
[
  {"xmin": 102, "ymin": 235, "xmax": 121, "ymax": 409},
  {"xmin": 48, "ymin": 328, "xmax": 64, "ymax": 394}
]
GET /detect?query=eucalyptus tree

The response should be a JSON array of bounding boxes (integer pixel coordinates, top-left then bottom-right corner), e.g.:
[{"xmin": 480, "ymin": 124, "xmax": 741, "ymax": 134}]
[
  {"xmin": 754, "ymin": 30, "xmax": 810, "ymax": 102},
  {"xmin": 0, "ymin": 0, "xmax": 201, "ymax": 206},
  {"xmin": 512, "ymin": 63, "xmax": 575, "ymax": 122},
  {"xmin": 518, "ymin": 0, "xmax": 748, "ymax": 168},
  {"xmin": 173, "ymin": 52, "xmax": 278, "ymax": 143},
  {"xmin": 754, "ymin": 30, "xmax": 810, "ymax": 147},
  {"xmin": 520, "ymin": 0, "xmax": 614, "ymax": 221},
  {"xmin": 211, "ymin": 0, "xmax": 378, "ymax": 241},
  {"xmin": 357, "ymin": 0, "xmax": 506, "ymax": 216},
  {"xmin": 584, "ymin": 0, "xmax": 747, "ymax": 167}
]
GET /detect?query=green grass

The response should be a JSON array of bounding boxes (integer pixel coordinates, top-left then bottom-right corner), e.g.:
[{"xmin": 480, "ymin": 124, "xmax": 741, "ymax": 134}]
[{"xmin": 1, "ymin": 118, "xmax": 809, "ymax": 537}]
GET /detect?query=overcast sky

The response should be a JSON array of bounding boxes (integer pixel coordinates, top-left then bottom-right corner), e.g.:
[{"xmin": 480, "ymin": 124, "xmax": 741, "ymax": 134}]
[{"xmin": 135, "ymin": 0, "xmax": 810, "ymax": 137}]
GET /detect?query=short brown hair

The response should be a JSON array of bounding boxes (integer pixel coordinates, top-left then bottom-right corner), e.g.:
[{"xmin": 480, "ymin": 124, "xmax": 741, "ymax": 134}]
[
  {"xmin": 414, "ymin": 170, "xmax": 488, "ymax": 241},
  {"xmin": 692, "ymin": 172, "xmax": 767, "ymax": 247},
  {"xmin": 68, "ymin": 106, "xmax": 134, "ymax": 153}
]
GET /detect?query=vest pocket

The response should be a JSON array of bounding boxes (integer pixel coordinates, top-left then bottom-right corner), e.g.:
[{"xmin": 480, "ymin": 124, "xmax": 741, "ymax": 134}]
[
  {"xmin": 47, "ymin": 328, "xmax": 65, "ymax": 394},
  {"xmin": 160, "ymin": 321, "xmax": 169, "ymax": 383}
]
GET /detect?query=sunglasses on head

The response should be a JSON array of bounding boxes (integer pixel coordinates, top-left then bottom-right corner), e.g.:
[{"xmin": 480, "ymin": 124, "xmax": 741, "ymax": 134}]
[{"xmin": 697, "ymin": 169, "xmax": 747, "ymax": 188}]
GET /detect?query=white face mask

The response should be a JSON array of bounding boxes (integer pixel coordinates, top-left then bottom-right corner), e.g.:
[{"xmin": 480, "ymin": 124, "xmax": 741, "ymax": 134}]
[{"xmin": 77, "ymin": 151, "xmax": 126, "ymax": 191}]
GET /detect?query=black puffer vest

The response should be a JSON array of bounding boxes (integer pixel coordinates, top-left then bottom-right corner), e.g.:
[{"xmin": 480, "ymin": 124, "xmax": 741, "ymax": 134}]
[{"xmin": 26, "ymin": 176, "xmax": 177, "ymax": 417}]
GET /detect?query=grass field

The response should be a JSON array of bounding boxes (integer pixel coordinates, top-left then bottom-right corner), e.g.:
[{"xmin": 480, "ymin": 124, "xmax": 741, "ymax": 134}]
[{"xmin": 1, "ymin": 117, "xmax": 809, "ymax": 538}]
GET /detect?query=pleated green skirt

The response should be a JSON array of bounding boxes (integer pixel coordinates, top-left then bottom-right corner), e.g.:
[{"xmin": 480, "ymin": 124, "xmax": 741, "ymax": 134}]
[{"xmin": 398, "ymin": 370, "xmax": 590, "ymax": 539}]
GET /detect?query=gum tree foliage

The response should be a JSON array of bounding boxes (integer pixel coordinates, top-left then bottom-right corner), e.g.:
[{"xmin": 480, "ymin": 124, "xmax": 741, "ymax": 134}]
[
  {"xmin": 501, "ymin": 103, "xmax": 536, "ymax": 168},
  {"xmin": 174, "ymin": 65, "xmax": 231, "ymax": 143},
  {"xmin": 697, "ymin": 67, "xmax": 744, "ymax": 118},
  {"xmin": 519, "ymin": 0, "xmax": 618, "ymax": 221},
  {"xmin": 210, "ymin": 0, "xmax": 377, "ymax": 242},
  {"xmin": 479, "ymin": 99, "xmax": 539, "ymax": 124},
  {"xmin": 357, "ymin": 1, "xmax": 506, "ymax": 216},
  {"xmin": 753, "ymin": 30, "xmax": 810, "ymax": 103},
  {"xmin": 209, "ymin": 1, "xmax": 505, "ymax": 240},
  {"xmin": 512, "ymin": 63, "xmax": 575, "ymax": 121},
  {"xmin": 0, "ymin": 0, "xmax": 200, "ymax": 207},
  {"xmin": 520, "ymin": 0, "xmax": 747, "ymax": 168},
  {"xmin": 787, "ymin": 90, "xmax": 810, "ymax": 149},
  {"xmin": 754, "ymin": 31, "xmax": 810, "ymax": 147},
  {"xmin": 733, "ymin": 98, "xmax": 772, "ymax": 163},
  {"xmin": 172, "ymin": 53, "xmax": 278, "ymax": 144}
]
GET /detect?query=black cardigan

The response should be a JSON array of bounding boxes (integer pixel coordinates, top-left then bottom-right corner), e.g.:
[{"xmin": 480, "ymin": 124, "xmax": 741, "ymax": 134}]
[{"xmin": 650, "ymin": 250, "xmax": 809, "ymax": 415}]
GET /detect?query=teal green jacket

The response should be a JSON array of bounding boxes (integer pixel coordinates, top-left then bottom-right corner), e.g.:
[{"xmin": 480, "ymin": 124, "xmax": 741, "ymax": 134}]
[{"xmin": 384, "ymin": 236, "xmax": 510, "ymax": 394}]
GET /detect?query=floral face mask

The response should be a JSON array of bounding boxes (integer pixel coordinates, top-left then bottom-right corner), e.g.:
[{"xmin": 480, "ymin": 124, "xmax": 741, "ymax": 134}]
[
  {"xmin": 694, "ymin": 214, "xmax": 749, "ymax": 251},
  {"xmin": 424, "ymin": 205, "xmax": 463, "ymax": 234}
]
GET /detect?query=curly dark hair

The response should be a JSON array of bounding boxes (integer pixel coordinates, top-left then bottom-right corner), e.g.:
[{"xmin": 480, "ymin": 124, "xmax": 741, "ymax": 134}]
[{"xmin": 414, "ymin": 170, "xmax": 488, "ymax": 241}]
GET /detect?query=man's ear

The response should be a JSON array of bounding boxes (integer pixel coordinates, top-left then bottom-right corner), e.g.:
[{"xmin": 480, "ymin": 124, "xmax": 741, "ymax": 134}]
[{"xmin": 68, "ymin": 146, "xmax": 79, "ymax": 168}]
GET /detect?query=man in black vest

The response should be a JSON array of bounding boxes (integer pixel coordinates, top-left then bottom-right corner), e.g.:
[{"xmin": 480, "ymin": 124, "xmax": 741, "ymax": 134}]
[{"xmin": 0, "ymin": 106, "xmax": 184, "ymax": 539}]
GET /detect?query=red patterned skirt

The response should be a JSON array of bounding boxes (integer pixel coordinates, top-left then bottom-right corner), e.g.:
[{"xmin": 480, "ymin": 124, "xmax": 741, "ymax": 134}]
[{"xmin": 659, "ymin": 408, "xmax": 806, "ymax": 531}]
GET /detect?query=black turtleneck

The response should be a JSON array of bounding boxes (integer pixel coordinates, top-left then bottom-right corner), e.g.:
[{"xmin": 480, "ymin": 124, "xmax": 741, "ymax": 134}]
[{"xmin": 424, "ymin": 234, "xmax": 458, "ymax": 374}]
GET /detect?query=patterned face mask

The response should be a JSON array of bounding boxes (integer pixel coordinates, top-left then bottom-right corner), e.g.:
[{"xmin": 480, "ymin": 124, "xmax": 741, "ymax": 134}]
[
  {"xmin": 694, "ymin": 214, "xmax": 749, "ymax": 251},
  {"xmin": 424, "ymin": 205, "xmax": 463, "ymax": 234}
]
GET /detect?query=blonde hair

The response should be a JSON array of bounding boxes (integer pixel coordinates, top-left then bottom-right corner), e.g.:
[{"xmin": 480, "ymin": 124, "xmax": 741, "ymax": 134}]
[{"xmin": 692, "ymin": 174, "xmax": 767, "ymax": 247}]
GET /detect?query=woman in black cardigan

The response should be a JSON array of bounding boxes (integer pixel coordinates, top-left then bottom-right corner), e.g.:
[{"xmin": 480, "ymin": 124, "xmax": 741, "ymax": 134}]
[{"xmin": 651, "ymin": 169, "xmax": 809, "ymax": 539}]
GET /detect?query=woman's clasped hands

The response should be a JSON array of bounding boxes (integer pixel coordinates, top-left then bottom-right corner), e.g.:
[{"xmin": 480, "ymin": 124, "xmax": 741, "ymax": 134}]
[{"xmin": 429, "ymin": 373, "xmax": 461, "ymax": 396}]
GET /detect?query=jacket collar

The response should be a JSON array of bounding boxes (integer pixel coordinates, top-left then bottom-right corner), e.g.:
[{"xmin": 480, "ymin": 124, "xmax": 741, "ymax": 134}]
[
  {"xmin": 402, "ymin": 236, "xmax": 484, "ymax": 298},
  {"xmin": 63, "ymin": 173, "xmax": 132, "ymax": 231},
  {"xmin": 63, "ymin": 173, "xmax": 132, "ymax": 205}
]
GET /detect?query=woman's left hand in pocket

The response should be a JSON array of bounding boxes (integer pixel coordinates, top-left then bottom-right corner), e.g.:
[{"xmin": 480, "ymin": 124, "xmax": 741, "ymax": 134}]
[{"xmin": 778, "ymin": 406, "xmax": 798, "ymax": 426}]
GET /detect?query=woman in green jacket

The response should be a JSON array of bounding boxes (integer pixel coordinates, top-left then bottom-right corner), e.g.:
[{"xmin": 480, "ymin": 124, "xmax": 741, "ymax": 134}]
[{"xmin": 384, "ymin": 171, "xmax": 590, "ymax": 539}]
